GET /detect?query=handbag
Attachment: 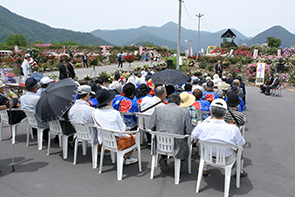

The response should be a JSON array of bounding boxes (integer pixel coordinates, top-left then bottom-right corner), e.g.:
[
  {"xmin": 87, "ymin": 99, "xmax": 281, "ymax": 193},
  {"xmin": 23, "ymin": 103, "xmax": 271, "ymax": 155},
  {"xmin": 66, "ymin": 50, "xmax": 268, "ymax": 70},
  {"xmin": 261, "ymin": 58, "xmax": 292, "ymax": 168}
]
[{"xmin": 116, "ymin": 134, "xmax": 136, "ymax": 150}]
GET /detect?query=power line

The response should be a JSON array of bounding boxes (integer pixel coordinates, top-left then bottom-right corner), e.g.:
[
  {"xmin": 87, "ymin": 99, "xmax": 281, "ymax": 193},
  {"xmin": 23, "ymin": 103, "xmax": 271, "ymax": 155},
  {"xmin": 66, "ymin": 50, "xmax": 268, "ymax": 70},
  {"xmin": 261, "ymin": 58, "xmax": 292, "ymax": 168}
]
[
  {"xmin": 183, "ymin": 2, "xmax": 198, "ymax": 21},
  {"xmin": 201, "ymin": 18, "xmax": 210, "ymax": 32}
]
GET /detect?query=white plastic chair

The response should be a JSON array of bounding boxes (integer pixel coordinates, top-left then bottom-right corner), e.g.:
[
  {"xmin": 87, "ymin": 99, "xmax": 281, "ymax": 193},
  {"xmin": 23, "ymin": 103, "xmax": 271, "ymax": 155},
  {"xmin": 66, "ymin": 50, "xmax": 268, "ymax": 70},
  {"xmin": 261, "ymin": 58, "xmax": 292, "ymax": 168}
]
[
  {"xmin": 197, "ymin": 110, "xmax": 210, "ymax": 122},
  {"xmin": 149, "ymin": 131, "xmax": 192, "ymax": 185},
  {"xmin": 135, "ymin": 112, "xmax": 152, "ymax": 144},
  {"xmin": 0, "ymin": 109, "xmax": 26, "ymax": 144},
  {"xmin": 119, "ymin": 111, "xmax": 137, "ymax": 131},
  {"xmin": 23, "ymin": 110, "xmax": 49, "ymax": 150},
  {"xmin": 47, "ymin": 120, "xmax": 64, "ymax": 156},
  {"xmin": 71, "ymin": 123, "xmax": 98, "ymax": 169},
  {"xmin": 196, "ymin": 140, "xmax": 243, "ymax": 197},
  {"xmin": 98, "ymin": 128, "xmax": 142, "ymax": 181},
  {"xmin": 271, "ymin": 83, "xmax": 283, "ymax": 97}
]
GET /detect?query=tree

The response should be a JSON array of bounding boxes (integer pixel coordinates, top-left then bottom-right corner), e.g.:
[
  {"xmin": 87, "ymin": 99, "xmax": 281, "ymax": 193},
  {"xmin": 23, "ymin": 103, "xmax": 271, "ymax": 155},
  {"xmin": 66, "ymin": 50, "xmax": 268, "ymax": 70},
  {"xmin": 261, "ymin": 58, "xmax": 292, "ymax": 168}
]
[
  {"xmin": 265, "ymin": 36, "xmax": 281, "ymax": 48},
  {"xmin": 5, "ymin": 34, "xmax": 28, "ymax": 46}
]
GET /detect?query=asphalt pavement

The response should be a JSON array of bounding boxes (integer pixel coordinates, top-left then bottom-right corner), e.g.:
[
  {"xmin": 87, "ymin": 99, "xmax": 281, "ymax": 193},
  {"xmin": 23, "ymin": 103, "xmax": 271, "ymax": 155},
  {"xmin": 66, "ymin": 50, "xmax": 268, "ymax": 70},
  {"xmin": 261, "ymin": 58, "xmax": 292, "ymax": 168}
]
[{"xmin": 0, "ymin": 86, "xmax": 295, "ymax": 197}]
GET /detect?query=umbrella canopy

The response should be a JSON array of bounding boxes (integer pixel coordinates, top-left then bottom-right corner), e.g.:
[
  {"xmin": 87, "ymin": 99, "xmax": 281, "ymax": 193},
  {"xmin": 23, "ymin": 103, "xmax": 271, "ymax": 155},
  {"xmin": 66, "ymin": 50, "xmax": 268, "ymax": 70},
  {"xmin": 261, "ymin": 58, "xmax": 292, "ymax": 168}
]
[
  {"xmin": 36, "ymin": 78, "xmax": 78, "ymax": 122},
  {"xmin": 151, "ymin": 69, "xmax": 188, "ymax": 86}
]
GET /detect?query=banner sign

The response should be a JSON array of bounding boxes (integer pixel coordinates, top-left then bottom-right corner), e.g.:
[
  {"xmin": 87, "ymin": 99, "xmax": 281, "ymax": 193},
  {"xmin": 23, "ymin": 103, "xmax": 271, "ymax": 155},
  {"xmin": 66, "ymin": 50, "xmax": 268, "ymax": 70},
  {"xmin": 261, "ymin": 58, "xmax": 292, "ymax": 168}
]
[
  {"xmin": 255, "ymin": 62, "xmax": 266, "ymax": 85},
  {"xmin": 102, "ymin": 46, "xmax": 106, "ymax": 56},
  {"xmin": 277, "ymin": 49, "xmax": 281, "ymax": 57},
  {"xmin": 229, "ymin": 49, "xmax": 234, "ymax": 56},
  {"xmin": 190, "ymin": 47, "xmax": 193, "ymax": 56},
  {"xmin": 253, "ymin": 49, "xmax": 258, "ymax": 59},
  {"xmin": 139, "ymin": 46, "xmax": 143, "ymax": 55},
  {"xmin": 14, "ymin": 45, "xmax": 18, "ymax": 53}
]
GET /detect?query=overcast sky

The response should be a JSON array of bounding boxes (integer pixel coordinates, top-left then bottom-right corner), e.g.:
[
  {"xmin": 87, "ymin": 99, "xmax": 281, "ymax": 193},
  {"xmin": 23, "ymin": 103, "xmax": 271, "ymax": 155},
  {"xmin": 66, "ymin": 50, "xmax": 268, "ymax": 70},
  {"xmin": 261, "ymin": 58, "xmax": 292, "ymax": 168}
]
[{"xmin": 1, "ymin": 0, "xmax": 294, "ymax": 37}]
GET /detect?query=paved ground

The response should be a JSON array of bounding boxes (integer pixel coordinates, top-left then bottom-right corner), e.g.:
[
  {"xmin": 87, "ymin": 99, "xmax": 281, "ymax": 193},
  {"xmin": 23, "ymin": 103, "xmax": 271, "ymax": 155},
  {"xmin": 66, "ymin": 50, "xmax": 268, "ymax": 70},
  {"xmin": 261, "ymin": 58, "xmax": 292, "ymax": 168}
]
[
  {"xmin": 43, "ymin": 61, "xmax": 155, "ymax": 79},
  {"xmin": 0, "ymin": 86, "xmax": 295, "ymax": 197}
]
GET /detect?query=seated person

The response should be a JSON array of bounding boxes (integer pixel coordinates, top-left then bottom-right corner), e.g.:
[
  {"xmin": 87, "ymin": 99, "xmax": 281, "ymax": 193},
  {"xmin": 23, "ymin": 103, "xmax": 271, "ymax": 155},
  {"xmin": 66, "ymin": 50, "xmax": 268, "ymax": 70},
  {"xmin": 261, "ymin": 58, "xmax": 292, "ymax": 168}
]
[
  {"xmin": 0, "ymin": 80, "xmax": 26, "ymax": 124},
  {"xmin": 260, "ymin": 73, "xmax": 274, "ymax": 93},
  {"xmin": 109, "ymin": 72, "xmax": 122, "ymax": 94},
  {"xmin": 113, "ymin": 83, "xmax": 139, "ymax": 129},
  {"xmin": 20, "ymin": 77, "xmax": 48, "ymax": 129},
  {"xmin": 226, "ymin": 73, "xmax": 233, "ymax": 85},
  {"xmin": 265, "ymin": 73, "xmax": 280, "ymax": 95},
  {"xmin": 183, "ymin": 83, "xmax": 193, "ymax": 94},
  {"xmin": 134, "ymin": 84, "xmax": 152, "ymax": 107},
  {"xmin": 224, "ymin": 92, "xmax": 246, "ymax": 127},
  {"xmin": 68, "ymin": 85, "xmax": 97, "ymax": 142},
  {"xmin": 179, "ymin": 92, "xmax": 198, "ymax": 124},
  {"xmin": 192, "ymin": 78, "xmax": 204, "ymax": 92},
  {"xmin": 93, "ymin": 89, "xmax": 138, "ymax": 165},
  {"xmin": 202, "ymin": 81, "xmax": 219, "ymax": 103},
  {"xmin": 191, "ymin": 99, "xmax": 247, "ymax": 177},
  {"xmin": 88, "ymin": 82, "xmax": 101, "ymax": 108},
  {"xmin": 149, "ymin": 93, "xmax": 192, "ymax": 172},
  {"xmin": 236, "ymin": 76, "xmax": 246, "ymax": 103},
  {"xmin": 36, "ymin": 77, "xmax": 53, "ymax": 96},
  {"xmin": 192, "ymin": 89, "xmax": 211, "ymax": 121}
]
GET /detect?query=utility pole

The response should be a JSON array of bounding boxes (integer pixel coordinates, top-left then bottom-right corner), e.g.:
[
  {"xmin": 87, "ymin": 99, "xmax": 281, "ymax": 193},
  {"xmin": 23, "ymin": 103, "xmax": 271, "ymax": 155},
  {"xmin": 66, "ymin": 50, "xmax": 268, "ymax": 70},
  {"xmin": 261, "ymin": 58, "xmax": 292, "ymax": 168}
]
[
  {"xmin": 196, "ymin": 13, "xmax": 204, "ymax": 59},
  {"xmin": 177, "ymin": 0, "xmax": 182, "ymax": 70}
]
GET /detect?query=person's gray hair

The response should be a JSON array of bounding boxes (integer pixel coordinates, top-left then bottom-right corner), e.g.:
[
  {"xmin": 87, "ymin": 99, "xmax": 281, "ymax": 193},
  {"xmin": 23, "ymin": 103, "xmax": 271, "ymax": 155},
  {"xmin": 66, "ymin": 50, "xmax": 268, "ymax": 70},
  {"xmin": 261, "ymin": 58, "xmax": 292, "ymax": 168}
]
[
  {"xmin": 155, "ymin": 86, "xmax": 166, "ymax": 97},
  {"xmin": 167, "ymin": 93, "xmax": 181, "ymax": 105},
  {"xmin": 210, "ymin": 105, "xmax": 227, "ymax": 118},
  {"xmin": 27, "ymin": 83, "xmax": 39, "ymax": 92}
]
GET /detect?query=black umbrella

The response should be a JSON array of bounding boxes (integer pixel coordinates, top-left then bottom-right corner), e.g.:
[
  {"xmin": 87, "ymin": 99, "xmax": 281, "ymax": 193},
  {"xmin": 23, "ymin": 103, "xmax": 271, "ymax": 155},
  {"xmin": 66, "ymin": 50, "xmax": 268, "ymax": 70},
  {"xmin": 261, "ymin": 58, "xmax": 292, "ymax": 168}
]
[
  {"xmin": 151, "ymin": 69, "xmax": 188, "ymax": 85},
  {"xmin": 36, "ymin": 78, "xmax": 78, "ymax": 122}
]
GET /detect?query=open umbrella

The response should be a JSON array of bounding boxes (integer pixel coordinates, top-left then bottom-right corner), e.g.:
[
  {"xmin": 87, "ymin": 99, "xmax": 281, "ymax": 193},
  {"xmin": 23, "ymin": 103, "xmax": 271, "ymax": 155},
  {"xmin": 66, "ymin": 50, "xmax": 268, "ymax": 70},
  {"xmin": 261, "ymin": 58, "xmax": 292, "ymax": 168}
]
[
  {"xmin": 151, "ymin": 69, "xmax": 188, "ymax": 86},
  {"xmin": 36, "ymin": 78, "xmax": 78, "ymax": 122}
]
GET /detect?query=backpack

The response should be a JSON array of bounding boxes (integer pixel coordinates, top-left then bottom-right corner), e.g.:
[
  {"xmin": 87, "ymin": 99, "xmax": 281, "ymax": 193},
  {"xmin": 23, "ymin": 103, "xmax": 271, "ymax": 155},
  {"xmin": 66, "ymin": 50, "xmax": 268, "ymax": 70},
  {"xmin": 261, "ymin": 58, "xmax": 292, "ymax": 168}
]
[
  {"xmin": 118, "ymin": 54, "xmax": 121, "ymax": 62},
  {"xmin": 20, "ymin": 66, "xmax": 24, "ymax": 75}
]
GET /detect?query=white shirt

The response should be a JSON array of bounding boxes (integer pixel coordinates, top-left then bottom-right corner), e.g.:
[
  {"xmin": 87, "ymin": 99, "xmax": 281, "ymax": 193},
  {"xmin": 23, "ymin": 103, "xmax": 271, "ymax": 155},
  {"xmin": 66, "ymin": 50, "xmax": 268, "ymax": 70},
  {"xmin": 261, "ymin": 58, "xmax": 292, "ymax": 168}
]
[
  {"xmin": 92, "ymin": 105, "xmax": 128, "ymax": 138},
  {"xmin": 192, "ymin": 84, "xmax": 204, "ymax": 92},
  {"xmin": 36, "ymin": 88, "xmax": 46, "ymax": 96},
  {"xmin": 21, "ymin": 59, "xmax": 31, "ymax": 79},
  {"xmin": 20, "ymin": 92, "xmax": 40, "ymax": 111},
  {"xmin": 68, "ymin": 100, "xmax": 94, "ymax": 124},
  {"xmin": 68, "ymin": 99, "xmax": 97, "ymax": 144},
  {"xmin": 140, "ymin": 96, "xmax": 165, "ymax": 115},
  {"xmin": 191, "ymin": 119, "xmax": 245, "ymax": 157}
]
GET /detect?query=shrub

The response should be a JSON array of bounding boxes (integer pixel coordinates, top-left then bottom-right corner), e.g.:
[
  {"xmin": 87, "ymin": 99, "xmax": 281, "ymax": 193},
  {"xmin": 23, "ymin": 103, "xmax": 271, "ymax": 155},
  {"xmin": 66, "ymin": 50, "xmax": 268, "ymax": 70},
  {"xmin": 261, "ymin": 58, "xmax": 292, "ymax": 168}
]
[{"xmin": 199, "ymin": 61, "xmax": 207, "ymax": 69}]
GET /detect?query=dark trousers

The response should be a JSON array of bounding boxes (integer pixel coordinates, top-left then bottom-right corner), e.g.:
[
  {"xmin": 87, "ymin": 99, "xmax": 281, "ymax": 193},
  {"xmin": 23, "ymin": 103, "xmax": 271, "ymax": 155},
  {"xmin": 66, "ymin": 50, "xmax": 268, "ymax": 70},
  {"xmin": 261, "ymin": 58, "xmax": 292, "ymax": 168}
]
[
  {"xmin": 118, "ymin": 61, "xmax": 123, "ymax": 68},
  {"xmin": 260, "ymin": 84, "xmax": 266, "ymax": 93},
  {"xmin": 83, "ymin": 60, "xmax": 88, "ymax": 68},
  {"xmin": 265, "ymin": 85, "xmax": 275, "ymax": 94}
]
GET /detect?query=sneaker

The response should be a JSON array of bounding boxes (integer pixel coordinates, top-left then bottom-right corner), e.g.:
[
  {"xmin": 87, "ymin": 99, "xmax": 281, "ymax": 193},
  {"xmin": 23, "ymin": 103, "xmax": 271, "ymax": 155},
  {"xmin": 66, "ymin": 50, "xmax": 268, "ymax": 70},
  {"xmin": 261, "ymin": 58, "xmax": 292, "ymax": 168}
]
[
  {"xmin": 203, "ymin": 170, "xmax": 208, "ymax": 177},
  {"xmin": 159, "ymin": 158, "xmax": 169, "ymax": 173},
  {"xmin": 124, "ymin": 157, "xmax": 138, "ymax": 165}
]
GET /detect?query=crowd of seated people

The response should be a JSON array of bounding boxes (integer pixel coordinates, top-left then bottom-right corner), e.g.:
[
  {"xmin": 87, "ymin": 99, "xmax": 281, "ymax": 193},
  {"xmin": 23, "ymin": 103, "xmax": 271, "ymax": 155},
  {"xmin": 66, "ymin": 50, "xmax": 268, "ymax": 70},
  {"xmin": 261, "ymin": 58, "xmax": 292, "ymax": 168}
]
[{"xmin": 0, "ymin": 67, "xmax": 250, "ymax": 179}]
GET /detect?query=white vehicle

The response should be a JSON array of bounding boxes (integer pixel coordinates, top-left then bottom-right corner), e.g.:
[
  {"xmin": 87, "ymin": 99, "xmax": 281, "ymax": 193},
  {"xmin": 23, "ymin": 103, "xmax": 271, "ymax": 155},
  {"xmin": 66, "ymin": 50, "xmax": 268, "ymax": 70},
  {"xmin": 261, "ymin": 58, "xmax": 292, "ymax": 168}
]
[
  {"xmin": 0, "ymin": 50, "xmax": 13, "ymax": 55},
  {"xmin": 47, "ymin": 52, "xmax": 59, "ymax": 57}
]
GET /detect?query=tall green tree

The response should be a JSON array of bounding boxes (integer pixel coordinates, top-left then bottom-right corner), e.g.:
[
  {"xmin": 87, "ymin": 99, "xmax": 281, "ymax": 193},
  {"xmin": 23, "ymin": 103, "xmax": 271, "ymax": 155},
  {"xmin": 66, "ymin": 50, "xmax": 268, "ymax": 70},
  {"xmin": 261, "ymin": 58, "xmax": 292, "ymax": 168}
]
[
  {"xmin": 5, "ymin": 34, "xmax": 28, "ymax": 46},
  {"xmin": 266, "ymin": 36, "xmax": 281, "ymax": 48}
]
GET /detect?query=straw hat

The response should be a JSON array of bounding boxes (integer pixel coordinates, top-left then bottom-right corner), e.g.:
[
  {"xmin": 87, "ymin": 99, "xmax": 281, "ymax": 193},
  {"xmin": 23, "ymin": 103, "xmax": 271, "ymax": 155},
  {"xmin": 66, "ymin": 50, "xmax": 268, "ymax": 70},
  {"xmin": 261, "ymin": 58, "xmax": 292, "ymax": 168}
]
[{"xmin": 179, "ymin": 92, "xmax": 195, "ymax": 108}]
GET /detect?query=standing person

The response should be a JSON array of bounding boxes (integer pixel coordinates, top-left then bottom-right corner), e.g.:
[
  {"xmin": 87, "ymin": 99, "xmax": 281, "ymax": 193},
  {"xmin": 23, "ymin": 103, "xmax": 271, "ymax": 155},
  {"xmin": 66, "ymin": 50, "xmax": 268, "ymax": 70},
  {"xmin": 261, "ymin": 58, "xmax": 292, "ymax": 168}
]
[
  {"xmin": 118, "ymin": 52, "xmax": 124, "ymax": 68},
  {"xmin": 69, "ymin": 50, "xmax": 73, "ymax": 58},
  {"xmin": 215, "ymin": 60, "xmax": 223, "ymax": 78},
  {"xmin": 58, "ymin": 58, "xmax": 68, "ymax": 80},
  {"xmin": 82, "ymin": 54, "xmax": 88, "ymax": 68},
  {"xmin": 21, "ymin": 53, "xmax": 32, "ymax": 82},
  {"xmin": 67, "ymin": 58, "xmax": 76, "ymax": 79}
]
